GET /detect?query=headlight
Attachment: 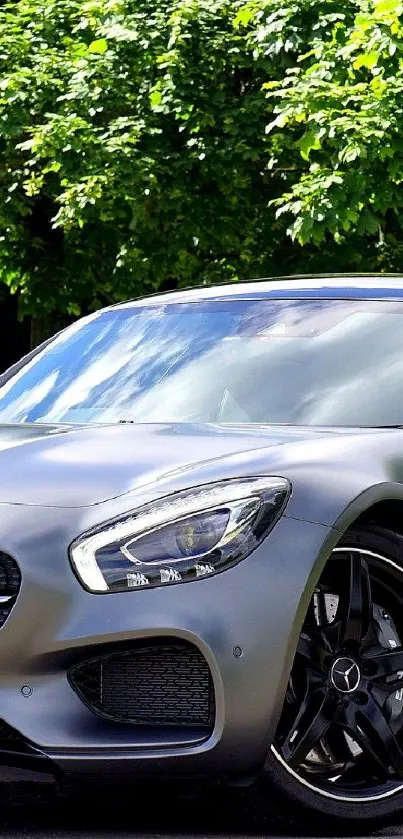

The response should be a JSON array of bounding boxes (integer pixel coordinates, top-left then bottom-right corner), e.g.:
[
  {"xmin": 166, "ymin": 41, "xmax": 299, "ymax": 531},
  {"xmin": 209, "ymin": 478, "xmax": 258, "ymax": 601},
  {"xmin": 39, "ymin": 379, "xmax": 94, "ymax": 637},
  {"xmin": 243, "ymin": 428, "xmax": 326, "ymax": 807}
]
[{"xmin": 70, "ymin": 477, "xmax": 290, "ymax": 593}]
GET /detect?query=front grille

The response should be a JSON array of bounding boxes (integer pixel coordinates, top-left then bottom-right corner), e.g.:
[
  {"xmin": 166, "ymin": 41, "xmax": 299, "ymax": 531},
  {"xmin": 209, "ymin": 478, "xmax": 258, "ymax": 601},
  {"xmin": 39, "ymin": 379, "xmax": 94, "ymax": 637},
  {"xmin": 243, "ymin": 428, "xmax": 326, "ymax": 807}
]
[
  {"xmin": 0, "ymin": 553, "xmax": 21, "ymax": 628},
  {"xmin": 69, "ymin": 641, "xmax": 215, "ymax": 728}
]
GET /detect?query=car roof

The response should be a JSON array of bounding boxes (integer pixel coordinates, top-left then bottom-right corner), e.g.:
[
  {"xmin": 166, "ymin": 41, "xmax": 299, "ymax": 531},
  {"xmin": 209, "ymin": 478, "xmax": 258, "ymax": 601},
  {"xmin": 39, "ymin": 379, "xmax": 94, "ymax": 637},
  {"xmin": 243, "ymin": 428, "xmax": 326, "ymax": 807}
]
[{"xmin": 114, "ymin": 274, "xmax": 403, "ymax": 308}]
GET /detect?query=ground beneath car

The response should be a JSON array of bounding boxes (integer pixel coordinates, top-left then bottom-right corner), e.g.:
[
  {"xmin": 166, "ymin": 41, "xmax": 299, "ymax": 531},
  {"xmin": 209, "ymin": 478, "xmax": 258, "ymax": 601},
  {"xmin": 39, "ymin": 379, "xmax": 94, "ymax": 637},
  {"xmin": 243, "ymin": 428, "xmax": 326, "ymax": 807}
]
[{"xmin": 0, "ymin": 788, "xmax": 401, "ymax": 839}]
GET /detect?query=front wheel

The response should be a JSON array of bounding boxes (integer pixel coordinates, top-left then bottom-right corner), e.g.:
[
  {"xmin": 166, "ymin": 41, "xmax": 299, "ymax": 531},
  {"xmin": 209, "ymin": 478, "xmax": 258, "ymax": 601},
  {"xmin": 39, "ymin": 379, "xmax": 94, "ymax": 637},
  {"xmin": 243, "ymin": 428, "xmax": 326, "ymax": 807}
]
[{"xmin": 264, "ymin": 525, "xmax": 403, "ymax": 824}]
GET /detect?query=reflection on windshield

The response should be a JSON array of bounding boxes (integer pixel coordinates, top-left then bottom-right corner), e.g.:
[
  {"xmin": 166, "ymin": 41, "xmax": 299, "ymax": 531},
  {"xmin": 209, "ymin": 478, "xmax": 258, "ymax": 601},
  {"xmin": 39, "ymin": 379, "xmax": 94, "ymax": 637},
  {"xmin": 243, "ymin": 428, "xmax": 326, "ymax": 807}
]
[{"xmin": 0, "ymin": 299, "xmax": 403, "ymax": 426}]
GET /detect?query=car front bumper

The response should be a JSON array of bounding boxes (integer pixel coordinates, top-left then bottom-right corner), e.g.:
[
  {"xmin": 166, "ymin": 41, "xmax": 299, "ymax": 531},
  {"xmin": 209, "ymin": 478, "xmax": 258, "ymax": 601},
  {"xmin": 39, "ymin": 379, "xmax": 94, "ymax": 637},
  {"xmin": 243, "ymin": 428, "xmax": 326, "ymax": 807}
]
[{"xmin": 0, "ymin": 502, "xmax": 337, "ymax": 783}]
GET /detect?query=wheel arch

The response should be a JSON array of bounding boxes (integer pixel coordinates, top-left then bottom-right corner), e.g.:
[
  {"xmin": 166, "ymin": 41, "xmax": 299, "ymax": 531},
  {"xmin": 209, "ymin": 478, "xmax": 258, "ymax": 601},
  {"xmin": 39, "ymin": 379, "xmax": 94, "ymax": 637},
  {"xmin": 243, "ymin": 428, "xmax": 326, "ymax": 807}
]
[
  {"xmin": 295, "ymin": 484, "xmax": 403, "ymax": 618},
  {"xmin": 280, "ymin": 485, "xmax": 403, "ymax": 709},
  {"xmin": 333, "ymin": 483, "xmax": 403, "ymax": 539}
]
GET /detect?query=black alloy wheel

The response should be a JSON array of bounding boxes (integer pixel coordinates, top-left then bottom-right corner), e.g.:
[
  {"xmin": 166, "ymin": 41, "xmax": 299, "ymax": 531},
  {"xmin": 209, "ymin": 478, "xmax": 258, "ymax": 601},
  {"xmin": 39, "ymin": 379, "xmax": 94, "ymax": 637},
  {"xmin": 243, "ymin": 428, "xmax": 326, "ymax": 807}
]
[{"xmin": 266, "ymin": 526, "xmax": 403, "ymax": 823}]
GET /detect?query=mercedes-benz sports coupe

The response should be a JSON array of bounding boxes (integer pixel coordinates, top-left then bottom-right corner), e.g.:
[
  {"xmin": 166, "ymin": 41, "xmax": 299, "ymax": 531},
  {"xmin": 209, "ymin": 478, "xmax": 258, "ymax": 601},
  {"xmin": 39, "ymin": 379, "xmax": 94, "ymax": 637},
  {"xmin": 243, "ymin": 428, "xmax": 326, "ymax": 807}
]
[{"xmin": 4, "ymin": 276, "xmax": 403, "ymax": 823}]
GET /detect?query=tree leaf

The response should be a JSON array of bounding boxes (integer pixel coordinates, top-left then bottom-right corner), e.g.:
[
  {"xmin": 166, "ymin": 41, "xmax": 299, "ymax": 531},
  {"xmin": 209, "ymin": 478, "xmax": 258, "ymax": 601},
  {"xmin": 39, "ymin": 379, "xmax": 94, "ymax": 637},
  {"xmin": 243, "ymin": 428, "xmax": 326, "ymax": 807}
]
[
  {"xmin": 352, "ymin": 51, "xmax": 379, "ymax": 70},
  {"xmin": 298, "ymin": 129, "xmax": 323, "ymax": 161},
  {"xmin": 88, "ymin": 39, "xmax": 108, "ymax": 55}
]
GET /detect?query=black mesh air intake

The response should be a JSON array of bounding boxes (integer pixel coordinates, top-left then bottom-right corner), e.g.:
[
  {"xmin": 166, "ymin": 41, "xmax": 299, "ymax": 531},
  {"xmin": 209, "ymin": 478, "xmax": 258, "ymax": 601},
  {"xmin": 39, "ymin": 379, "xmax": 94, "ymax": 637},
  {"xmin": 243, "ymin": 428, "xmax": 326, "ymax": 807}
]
[
  {"xmin": 0, "ymin": 553, "xmax": 21, "ymax": 628},
  {"xmin": 0, "ymin": 720, "xmax": 27, "ymax": 747},
  {"xmin": 69, "ymin": 641, "xmax": 215, "ymax": 729}
]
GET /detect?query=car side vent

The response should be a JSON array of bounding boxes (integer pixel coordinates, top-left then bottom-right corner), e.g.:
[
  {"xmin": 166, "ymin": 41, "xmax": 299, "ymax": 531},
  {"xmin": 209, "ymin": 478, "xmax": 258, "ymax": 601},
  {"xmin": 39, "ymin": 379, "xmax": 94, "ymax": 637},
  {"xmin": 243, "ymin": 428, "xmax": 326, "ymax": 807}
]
[{"xmin": 0, "ymin": 552, "xmax": 21, "ymax": 628}]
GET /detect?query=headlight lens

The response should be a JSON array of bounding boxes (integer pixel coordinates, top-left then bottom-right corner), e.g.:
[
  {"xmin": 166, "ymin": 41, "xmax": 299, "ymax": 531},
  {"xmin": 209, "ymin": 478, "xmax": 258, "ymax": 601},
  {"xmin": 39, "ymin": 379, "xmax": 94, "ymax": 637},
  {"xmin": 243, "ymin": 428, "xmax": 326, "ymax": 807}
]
[{"xmin": 70, "ymin": 477, "xmax": 290, "ymax": 593}]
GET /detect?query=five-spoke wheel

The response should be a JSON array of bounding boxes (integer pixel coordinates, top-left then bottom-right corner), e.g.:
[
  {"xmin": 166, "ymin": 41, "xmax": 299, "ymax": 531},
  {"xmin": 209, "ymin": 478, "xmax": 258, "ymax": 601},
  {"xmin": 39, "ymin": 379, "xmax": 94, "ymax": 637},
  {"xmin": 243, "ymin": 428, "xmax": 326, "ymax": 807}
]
[{"xmin": 266, "ymin": 526, "xmax": 403, "ymax": 822}]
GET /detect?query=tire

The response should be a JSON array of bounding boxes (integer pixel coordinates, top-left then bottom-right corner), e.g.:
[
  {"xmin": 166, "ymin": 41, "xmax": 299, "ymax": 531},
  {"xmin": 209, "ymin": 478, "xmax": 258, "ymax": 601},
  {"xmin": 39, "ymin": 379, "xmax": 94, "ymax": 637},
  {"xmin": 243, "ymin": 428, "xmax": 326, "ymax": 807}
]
[{"xmin": 263, "ymin": 524, "xmax": 403, "ymax": 826}]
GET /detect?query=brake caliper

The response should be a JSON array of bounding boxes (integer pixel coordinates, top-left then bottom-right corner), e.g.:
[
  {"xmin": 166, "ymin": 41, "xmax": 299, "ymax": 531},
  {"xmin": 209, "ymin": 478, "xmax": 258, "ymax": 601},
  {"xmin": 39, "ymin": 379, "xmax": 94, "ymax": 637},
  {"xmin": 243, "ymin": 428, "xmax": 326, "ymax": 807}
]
[{"xmin": 373, "ymin": 603, "xmax": 403, "ymax": 730}]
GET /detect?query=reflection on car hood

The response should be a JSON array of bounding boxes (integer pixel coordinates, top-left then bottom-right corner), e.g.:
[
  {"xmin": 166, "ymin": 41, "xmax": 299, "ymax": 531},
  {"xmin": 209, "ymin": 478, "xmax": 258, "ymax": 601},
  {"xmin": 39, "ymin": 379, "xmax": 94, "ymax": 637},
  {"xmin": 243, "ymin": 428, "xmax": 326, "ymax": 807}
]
[{"xmin": 0, "ymin": 421, "xmax": 370, "ymax": 508}]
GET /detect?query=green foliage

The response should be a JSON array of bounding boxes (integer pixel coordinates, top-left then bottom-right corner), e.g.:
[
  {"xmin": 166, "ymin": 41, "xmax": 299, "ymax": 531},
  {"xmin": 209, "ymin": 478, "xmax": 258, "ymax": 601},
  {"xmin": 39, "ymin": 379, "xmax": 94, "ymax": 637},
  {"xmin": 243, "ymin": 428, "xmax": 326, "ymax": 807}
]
[
  {"xmin": 0, "ymin": 0, "xmax": 402, "ymax": 317},
  {"xmin": 263, "ymin": 0, "xmax": 403, "ymax": 248}
]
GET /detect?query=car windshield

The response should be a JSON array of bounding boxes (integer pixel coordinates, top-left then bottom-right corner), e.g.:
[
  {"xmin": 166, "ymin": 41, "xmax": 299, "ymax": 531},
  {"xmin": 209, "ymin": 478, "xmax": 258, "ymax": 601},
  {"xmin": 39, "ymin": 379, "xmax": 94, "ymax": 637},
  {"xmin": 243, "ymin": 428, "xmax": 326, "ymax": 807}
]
[{"xmin": 0, "ymin": 297, "xmax": 402, "ymax": 427}]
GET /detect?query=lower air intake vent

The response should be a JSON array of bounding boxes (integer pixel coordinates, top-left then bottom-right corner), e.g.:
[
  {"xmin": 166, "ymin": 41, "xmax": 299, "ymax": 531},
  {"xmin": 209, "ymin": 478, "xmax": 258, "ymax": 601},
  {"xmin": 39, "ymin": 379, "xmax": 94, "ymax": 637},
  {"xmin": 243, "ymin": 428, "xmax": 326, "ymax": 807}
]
[
  {"xmin": 0, "ymin": 553, "xmax": 21, "ymax": 629},
  {"xmin": 0, "ymin": 720, "xmax": 28, "ymax": 748},
  {"xmin": 69, "ymin": 641, "xmax": 215, "ymax": 728}
]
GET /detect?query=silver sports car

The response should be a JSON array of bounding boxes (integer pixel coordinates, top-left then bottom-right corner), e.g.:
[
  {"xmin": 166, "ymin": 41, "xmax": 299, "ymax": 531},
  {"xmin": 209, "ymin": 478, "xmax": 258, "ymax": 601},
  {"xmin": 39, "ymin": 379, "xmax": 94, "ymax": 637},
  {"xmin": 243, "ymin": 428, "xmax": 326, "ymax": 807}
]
[{"xmin": 0, "ymin": 275, "xmax": 401, "ymax": 824}]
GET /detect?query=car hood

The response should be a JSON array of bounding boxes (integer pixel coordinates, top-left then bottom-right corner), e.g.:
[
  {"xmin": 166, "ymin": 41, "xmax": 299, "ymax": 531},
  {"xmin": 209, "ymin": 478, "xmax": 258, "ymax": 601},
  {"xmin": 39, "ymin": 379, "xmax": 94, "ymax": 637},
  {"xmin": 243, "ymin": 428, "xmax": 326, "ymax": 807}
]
[{"xmin": 0, "ymin": 421, "xmax": 367, "ymax": 508}]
